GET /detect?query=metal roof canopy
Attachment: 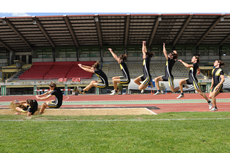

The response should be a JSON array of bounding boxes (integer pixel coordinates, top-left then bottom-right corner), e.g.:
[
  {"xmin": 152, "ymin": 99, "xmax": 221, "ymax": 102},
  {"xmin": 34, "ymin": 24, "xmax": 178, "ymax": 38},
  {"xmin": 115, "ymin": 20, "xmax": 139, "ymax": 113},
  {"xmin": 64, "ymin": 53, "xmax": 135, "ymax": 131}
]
[{"xmin": 0, "ymin": 14, "xmax": 230, "ymax": 52}]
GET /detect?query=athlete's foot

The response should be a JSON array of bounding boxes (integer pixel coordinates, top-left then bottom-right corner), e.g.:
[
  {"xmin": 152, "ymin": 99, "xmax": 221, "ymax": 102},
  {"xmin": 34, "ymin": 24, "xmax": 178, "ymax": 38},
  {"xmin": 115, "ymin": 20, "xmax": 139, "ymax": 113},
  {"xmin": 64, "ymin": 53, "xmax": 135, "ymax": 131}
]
[
  {"xmin": 111, "ymin": 89, "xmax": 115, "ymax": 93},
  {"xmin": 208, "ymin": 103, "xmax": 212, "ymax": 110},
  {"xmin": 141, "ymin": 89, "xmax": 144, "ymax": 93},
  {"xmin": 210, "ymin": 107, "xmax": 218, "ymax": 111},
  {"xmin": 177, "ymin": 94, "xmax": 184, "ymax": 99},
  {"xmin": 77, "ymin": 86, "xmax": 85, "ymax": 94},
  {"xmin": 76, "ymin": 86, "xmax": 82, "ymax": 94},
  {"xmin": 39, "ymin": 112, "xmax": 43, "ymax": 115},
  {"xmin": 110, "ymin": 92, "xmax": 118, "ymax": 96},
  {"xmin": 154, "ymin": 91, "xmax": 161, "ymax": 95}
]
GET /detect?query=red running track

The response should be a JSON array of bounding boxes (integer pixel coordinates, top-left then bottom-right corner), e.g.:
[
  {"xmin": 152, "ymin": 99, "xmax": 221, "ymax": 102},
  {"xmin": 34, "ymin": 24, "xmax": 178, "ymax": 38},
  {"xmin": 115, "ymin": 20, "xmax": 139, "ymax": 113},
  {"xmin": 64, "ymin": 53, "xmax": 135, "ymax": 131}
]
[
  {"xmin": 0, "ymin": 93, "xmax": 229, "ymax": 114},
  {"xmin": 0, "ymin": 93, "xmax": 229, "ymax": 102}
]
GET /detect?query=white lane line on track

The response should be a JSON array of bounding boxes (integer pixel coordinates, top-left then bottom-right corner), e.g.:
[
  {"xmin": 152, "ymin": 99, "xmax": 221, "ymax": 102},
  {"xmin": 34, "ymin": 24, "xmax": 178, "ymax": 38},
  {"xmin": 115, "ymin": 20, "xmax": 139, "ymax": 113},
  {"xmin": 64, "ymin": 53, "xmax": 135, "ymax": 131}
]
[
  {"xmin": 145, "ymin": 108, "xmax": 157, "ymax": 115},
  {"xmin": 1, "ymin": 118, "xmax": 230, "ymax": 122},
  {"xmin": 63, "ymin": 96, "xmax": 69, "ymax": 101}
]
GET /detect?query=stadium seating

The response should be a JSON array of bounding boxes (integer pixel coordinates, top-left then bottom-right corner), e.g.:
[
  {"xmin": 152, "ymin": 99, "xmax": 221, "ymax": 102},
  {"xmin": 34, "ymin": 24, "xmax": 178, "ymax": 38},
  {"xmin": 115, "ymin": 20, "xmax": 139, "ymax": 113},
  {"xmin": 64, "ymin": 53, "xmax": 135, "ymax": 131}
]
[
  {"xmin": 222, "ymin": 63, "xmax": 230, "ymax": 76},
  {"xmin": 19, "ymin": 61, "xmax": 96, "ymax": 80}
]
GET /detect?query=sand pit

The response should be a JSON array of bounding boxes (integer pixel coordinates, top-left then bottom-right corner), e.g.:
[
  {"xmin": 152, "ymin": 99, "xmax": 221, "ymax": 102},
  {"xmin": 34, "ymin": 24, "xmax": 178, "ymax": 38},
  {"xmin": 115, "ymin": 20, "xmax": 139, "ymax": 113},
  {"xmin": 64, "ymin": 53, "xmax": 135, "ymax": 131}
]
[{"xmin": 0, "ymin": 108, "xmax": 155, "ymax": 116}]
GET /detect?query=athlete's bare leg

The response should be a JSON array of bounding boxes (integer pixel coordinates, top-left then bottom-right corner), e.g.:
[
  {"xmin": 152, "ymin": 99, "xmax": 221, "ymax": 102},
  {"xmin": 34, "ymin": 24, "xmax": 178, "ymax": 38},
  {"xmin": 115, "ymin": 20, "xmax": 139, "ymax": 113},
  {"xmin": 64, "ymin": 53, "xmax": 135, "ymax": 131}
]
[
  {"xmin": 83, "ymin": 80, "xmax": 98, "ymax": 92},
  {"xmin": 134, "ymin": 77, "xmax": 142, "ymax": 86},
  {"xmin": 209, "ymin": 91, "xmax": 220, "ymax": 108},
  {"xmin": 112, "ymin": 76, "xmax": 121, "ymax": 91},
  {"xmin": 170, "ymin": 86, "xmax": 180, "ymax": 93},
  {"xmin": 179, "ymin": 79, "xmax": 187, "ymax": 94},
  {"xmin": 138, "ymin": 83, "xmax": 148, "ymax": 91},
  {"xmin": 154, "ymin": 76, "xmax": 163, "ymax": 91},
  {"xmin": 196, "ymin": 89, "xmax": 209, "ymax": 102}
]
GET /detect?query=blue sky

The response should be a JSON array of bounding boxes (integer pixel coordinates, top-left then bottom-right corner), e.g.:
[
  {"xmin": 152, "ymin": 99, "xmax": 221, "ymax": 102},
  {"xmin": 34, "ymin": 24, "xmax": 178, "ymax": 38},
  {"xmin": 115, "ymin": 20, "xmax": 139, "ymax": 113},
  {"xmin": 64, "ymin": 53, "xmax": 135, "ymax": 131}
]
[{"xmin": 1, "ymin": 0, "xmax": 229, "ymax": 17}]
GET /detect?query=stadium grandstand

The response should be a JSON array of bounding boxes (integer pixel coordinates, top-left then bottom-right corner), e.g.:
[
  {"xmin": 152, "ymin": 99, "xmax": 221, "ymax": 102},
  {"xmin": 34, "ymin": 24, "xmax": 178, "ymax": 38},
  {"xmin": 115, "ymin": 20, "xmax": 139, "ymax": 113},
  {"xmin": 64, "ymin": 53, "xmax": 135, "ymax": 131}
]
[{"xmin": 0, "ymin": 13, "xmax": 230, "ymax": 95}]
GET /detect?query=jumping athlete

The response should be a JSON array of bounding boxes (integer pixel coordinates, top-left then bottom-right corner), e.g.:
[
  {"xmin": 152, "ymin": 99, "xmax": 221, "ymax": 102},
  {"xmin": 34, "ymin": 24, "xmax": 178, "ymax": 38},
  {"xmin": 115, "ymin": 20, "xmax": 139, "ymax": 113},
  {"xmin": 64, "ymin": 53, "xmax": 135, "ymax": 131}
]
[
  {"xmin": 134, "ymin": 41, "xmax": 154, "ymax": 93},
  {"xmin": 77, "ymin": 61, "xmax": 108, "ymax": 94},
  {"xmin": 209, "ymin": 60, "xmax": 225, "ymax": 111},
  {"xmin": 154, "ymin": 43, "xmax": 178, "ymax": 95},
  {"xmin": 13, "ymin": 99, "xmax": 38, "ymax": 116},
  {"xmin": 108, "ymin": 48, "xmax": 130, "ymax": 95},
  {"xmin": 36, "ymin": 82, "xmax": 63, "ymax": 114},
  {"xmin": 177, "ymin": 55, "xmax": 211, "ymax": 105}
]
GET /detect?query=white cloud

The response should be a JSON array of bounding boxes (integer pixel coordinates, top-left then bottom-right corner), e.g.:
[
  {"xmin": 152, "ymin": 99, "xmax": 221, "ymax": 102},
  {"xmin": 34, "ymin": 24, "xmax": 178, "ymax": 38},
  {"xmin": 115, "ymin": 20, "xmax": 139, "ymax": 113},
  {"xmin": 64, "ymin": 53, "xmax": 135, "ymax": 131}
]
[{"xmin": 11, "ymin": 13, "xmax": 30, "ymax": 17}]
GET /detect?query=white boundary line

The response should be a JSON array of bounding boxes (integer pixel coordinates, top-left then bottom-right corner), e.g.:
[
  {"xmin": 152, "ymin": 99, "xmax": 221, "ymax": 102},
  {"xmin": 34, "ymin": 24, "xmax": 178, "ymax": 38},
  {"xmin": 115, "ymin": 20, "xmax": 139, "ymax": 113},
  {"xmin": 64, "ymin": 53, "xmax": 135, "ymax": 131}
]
[
  {"xmin": 145, "ymin": 108, "xmax": 157, "ymax": 115},
  {"xmin": 1, "ymin": 118, "xmax": 230, "ymax": 122},
  {"xmin": 63, "ymin": 96, "xmax": 69, "ymax": 101}
]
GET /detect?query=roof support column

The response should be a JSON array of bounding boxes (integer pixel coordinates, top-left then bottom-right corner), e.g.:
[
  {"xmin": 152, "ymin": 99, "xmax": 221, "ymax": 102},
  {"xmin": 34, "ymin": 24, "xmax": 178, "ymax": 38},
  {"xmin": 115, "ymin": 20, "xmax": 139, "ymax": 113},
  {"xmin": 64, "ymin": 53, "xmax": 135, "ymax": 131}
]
[
  {"xmin": 100, "ymin": 47, "xmax": 103, "ymax": 63},
  {"xmin": 196, "ymin": 15, "xmax": 223, "ymax": 47},
  {"xmin": 124, "ymin": 14, "xmax": 130, "ymax": 48},
  {"xmin": 95, "ymin": 15, "xmax": 103, "ymax": 48},
  {"xmin": 173, "ymin": 15, "xmax": 193, "ymax": 47},
  {"xmin": 5, "ymin": 19, "xmax": 33, "ymax": 50},
  {"xmin": 0, "ymin": 39, "xmax": 14, "ymax": 66},
  {"xmin": 52, "ymin": 48, "xmax": 56, "ymax": 62},
  {"xmin": 9, "ymin": 50, "xmax": 15, "ymax": 66},
  {"xmin": 219, "ymin": 45, "xmax": 222, "ymax": 60},
  {"xmin": 148, "ymin": 15, "xmax": 160, "ymax": 48},
  {"xmin": 196, "ymin": 46, "xmax": 199, "ymax": 55},
  {"xmin": 76, "ymin": 47, "xmax": 79, "ymax": 61},
  {"xmin": 33, "ymin": 17, "xmax": 55, "ymax": 49},
  {"xmin": 220, "ymin": 33, "xmax": 230, "ymax": 46},
  {"xmin": 64, "ymin": 16, "xmax": 79, "ymax": 48}
]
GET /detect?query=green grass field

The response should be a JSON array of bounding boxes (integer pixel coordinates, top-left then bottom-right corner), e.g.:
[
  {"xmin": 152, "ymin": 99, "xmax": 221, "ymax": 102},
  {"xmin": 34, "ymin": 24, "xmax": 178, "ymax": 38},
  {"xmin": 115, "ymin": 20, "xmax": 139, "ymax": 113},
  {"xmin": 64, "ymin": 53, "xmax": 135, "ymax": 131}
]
[{"xmin": 1, "ymin": 112, "xmax": 230, "ymax": 153}]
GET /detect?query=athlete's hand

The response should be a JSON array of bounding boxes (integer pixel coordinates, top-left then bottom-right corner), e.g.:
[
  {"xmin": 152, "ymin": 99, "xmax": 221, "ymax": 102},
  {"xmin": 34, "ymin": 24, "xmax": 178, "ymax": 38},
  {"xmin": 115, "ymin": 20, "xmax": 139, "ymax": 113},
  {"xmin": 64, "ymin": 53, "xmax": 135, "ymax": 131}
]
[
  {"xmin": 215, "ymin": 86, "xmax": 219, "ymax": 91},
  {"xmin": 163, "ymin": 43, "xmax": 165, "ymax": 47},
  {"xmin": 210, "ymin": 86, "xmax": 213, "ymax": 90},
  {"xmin": 78, "ymin": 64, "xmax": 82, "ymax": 67},
  {"xmin": 36, "ymin": 95, "xmax": 41, "ymax": 99},
  {"xmin": 173, "ymin": 50, "xmax": 177, "ymax": 54},
  {"xmin": 197, "ymin": 71, "xmax": 200, "ymax": 75},
  {"xmin": 108, "ymin": 48, "xmax": 112, "ymax": 51},
  {"xmin": 178, "ymin": 59, "xmax": 182, "ymax": 62}
]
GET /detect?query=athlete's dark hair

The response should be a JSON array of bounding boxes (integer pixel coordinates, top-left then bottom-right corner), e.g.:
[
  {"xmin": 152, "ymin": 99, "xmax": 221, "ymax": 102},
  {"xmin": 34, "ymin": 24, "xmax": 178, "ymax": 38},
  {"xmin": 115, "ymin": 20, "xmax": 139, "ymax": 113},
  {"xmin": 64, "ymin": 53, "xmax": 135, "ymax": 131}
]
[
  {"xmin": 120, "ymin": 54, "xmax": 127, "ymax": 61},
  {"xmin": 146, "ymin": 52, "xmax": 154, "ymax": 58},
  {"xmin": 26, "ymin": 99, "xmax": 35, "ymax": 108},
  {"xmin": 49, "ymin": 82, "xmax": 56, "ymax": 88},
  {"xmin": 92, "ymin": 61, "xmax": 100, "ymax": 69},
  {"xmin": 217, "ymin": 60, "xmax": 225, "ymax": 67},
  {"xmin": 193, "ymin": 55, "xmax": 200, "ymax": 63},
  {"xmin": 172, "ymin": 52, "xmax": 178, "ymax": 59}
]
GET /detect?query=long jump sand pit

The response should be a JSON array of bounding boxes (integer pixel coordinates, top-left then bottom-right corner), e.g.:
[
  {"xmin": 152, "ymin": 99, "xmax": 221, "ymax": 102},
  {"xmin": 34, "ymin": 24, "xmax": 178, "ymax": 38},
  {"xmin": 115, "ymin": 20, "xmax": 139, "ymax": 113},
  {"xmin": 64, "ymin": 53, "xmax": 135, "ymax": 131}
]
[{"xmin": 0, "ymin": 108, "xmax": 155, "ymax": 116}]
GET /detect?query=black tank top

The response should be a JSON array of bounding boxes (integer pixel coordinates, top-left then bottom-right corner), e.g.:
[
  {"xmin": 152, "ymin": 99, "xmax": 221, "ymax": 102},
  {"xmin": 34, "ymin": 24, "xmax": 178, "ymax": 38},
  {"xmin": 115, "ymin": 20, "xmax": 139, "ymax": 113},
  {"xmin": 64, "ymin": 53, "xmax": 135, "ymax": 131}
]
[{"xmin": 120, "ymin": 61, "xmax": 130, "ymax": 79}]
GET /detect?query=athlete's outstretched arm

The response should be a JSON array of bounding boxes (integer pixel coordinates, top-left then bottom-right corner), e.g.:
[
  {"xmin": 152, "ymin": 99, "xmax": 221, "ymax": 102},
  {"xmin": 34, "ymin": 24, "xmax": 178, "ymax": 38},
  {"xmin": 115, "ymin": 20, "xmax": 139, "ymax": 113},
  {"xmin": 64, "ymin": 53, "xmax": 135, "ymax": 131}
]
[
  {"xmin": 142, "ymin": 41, "xmax": 147, "ymax": 59},
  {"xmin": 178, "ymin": 59, "xmax": 193, "ymax": 68},
  {"xmin": 81, "ymin": 65, "xmax": 92, "ymax": 69},
  {"xmin": 37, "ymin": 90, "xmax": 52, "ymax": 97},
  {"xmin": 13, "ymin": 100, "xmax": 27, "ymax": 105},
  {"xmin": 163, "ymin": 43, "xmax": 168, "ymax": 59},
  {"xmin": 36, "ymin": 94, "xmax": 52, "ymax": 100},
  {"xmin": 78, "ymin": 64, "xmax": 94, "ymax": 73},
  {"xmin": 108, "ymin": 48, "xmax": 120, "ymax": 63}
]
